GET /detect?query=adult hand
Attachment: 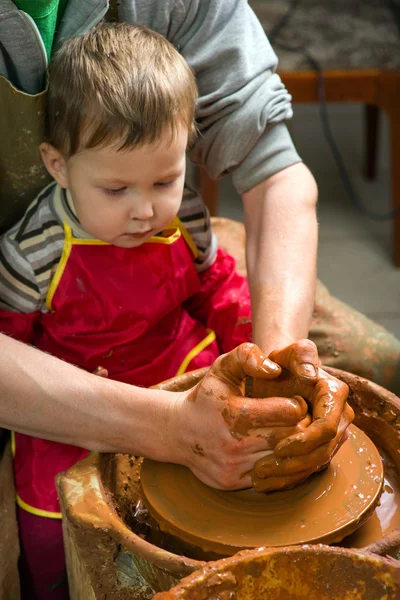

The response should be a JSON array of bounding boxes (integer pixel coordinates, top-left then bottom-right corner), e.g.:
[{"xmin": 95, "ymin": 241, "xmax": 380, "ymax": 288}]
[
  {"xmin": 171, "ymin": 343, "xmax": 311, "ymax": 490},
  {"xmin": 252, "ymin": 339, "xmax": 354, "ymax": 492}
]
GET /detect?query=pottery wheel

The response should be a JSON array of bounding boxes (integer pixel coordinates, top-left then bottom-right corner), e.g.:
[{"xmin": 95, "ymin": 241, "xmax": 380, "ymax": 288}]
[{"xmin": 140, "ymin": 425, "xmax": 384, "ymax": 556}]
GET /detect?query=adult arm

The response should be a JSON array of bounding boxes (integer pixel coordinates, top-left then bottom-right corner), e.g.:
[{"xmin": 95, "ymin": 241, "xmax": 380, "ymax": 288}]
[
  {"xmin": 168, "ymin": 0, "xmax": 300, "ymax": 185},
  {"xmin": 0, "ymin": 335, "xmax": 310, "ymax": 490},
  {"xmin": 243, "ymin": 162, "xmax": 318, "ymax": 356},
  {"xmin": 156, "ymin": 0, "xmax": 318, "ymax": 355}
]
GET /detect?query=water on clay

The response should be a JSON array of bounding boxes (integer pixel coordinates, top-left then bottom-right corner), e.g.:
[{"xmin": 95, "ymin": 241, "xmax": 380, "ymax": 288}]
[
  {"xmin": 130, "ymin": 445, "xmax": 399, "ymax": 563},
  {"xmin": 137, "ymin": 426, "xmax": 398, "ymax": 560},
  {"xmin": 341, "ymin": 447, "xmax": 400, "ymax": 548}
]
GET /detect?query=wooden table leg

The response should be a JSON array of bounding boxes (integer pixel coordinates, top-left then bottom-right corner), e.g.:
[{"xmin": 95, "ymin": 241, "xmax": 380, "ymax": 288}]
[
  {"xmin": 377, "ymin": 72, "xmax": 400, "ymax": 266},
  {"xmin": 197, "ymin": 167, "xmax": 219, "ymax": 216},
  {"xmin": 364, "ymin": 104, "xmax": 380, "ymax": 180}
]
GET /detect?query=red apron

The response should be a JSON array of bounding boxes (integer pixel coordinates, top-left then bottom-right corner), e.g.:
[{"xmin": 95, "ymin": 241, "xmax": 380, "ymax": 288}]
[{"xmin": 13, "ymin": 218, "xmax": 219, "ymax": 517}]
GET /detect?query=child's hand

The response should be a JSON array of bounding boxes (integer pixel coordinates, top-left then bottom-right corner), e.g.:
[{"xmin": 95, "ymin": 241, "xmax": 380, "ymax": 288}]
[
  {"xmin": 251, "ymin": 339, "xmax": 354, "ymax": 492},
  {"xmin": 172, "ymin": 343, "xmax": 311, "ymax": 491},
  {"xmin": 93, "ymin": 366, "xmax": 108, "ymax": 378}
]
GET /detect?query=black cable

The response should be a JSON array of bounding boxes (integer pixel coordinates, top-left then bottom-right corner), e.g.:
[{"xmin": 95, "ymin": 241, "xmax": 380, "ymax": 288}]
[
  {"xmin": 385, "ymin": 0, "xmax": 400, "ymax": 36},
  {"xmin": 269, "ymin": 1, "xmax": 400, "ymax": 220},
  {"xmin": 268, "ymin": 0, "xmax": 301, "ymax": 43}
]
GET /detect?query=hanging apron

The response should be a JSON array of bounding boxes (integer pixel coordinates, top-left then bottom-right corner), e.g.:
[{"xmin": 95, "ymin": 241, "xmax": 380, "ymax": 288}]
[
  {"xmin": 0, "ymin": 73, "xmax": 52, "ymax": 234},
  {"xmin": 13, "ymin": 219, "xmax": 219, "ymax": 516},
  {"xmin": 0, "ymin": 0, "xmax": 116, "ymax": 235}
]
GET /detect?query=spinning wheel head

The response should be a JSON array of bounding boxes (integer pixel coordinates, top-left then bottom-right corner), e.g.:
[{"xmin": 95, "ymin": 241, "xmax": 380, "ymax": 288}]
[{"xmin": 140, "ymin": 426, "xmax": 384, "ymax": 557}]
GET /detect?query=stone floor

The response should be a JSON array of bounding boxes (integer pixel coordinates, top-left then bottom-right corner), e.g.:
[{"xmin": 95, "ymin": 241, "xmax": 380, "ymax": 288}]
[{"xmin": 217, "ymin": 103, "xmax": 400, "ymax": 340}]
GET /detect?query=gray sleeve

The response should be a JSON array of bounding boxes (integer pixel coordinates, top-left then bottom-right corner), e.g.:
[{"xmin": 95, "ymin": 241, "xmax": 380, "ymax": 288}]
[{"xmin": 176, "ymin": 0, "xmax": 302, "ymax": 195}]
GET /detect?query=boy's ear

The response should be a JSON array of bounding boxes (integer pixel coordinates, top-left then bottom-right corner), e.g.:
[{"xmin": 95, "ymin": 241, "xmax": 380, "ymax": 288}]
[{"xmin": 40, "ymin": 143, "xmax": 68, "ymax": 188}]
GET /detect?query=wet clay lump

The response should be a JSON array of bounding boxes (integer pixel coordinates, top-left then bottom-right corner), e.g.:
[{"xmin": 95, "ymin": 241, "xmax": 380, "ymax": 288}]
[{"xmin": 140, "ymin": 425, "xmax": 383, "ymax": 558}]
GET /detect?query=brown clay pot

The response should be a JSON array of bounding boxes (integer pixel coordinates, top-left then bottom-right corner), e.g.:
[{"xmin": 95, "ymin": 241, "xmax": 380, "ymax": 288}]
[
  {"xmin": 152, "ymin": 538, "xmax": 400, "ymax": 600},
  {"xmin": 57, "ymin": 367, "xmax": 400, "ymax": 599}
]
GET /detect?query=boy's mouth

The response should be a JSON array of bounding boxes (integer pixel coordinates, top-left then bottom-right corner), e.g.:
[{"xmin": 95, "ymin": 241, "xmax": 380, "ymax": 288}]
[{"xmin": 123, "ymin": 230, "xmax": 152, "ymax": 239}]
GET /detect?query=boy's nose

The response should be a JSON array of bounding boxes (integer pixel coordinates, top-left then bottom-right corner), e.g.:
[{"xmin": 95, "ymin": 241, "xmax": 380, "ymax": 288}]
[{"xmin": 130, "ymin": 198, "xmax": 154, "ymax": 220}]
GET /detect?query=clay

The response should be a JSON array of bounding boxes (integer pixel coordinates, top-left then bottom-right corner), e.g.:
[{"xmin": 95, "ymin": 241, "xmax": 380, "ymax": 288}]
[
  {"xmin": 153, "ymin": 544, "xmax": 400, "ymax": 600},
  {"xmin": 342, "ymin": 449, "xmax": 400, "ymax": 552},
  {"xmin": 140, "ymin": 425, "xmax": 383, "ymax": 559},
  {"xmin": 248, "ymin": 342, "xmax": 355, "ymax": 491},
  {"xmin": 57, "ymin": 452, "xmax": 199, "ymax": 600},
  {"xmin": 181, "ymin": 342, "xmax": 354, "ymax": 492},
  {"xmin": 360, "ymin": 527, "xmax": 400, "ymax": 559},
  {"xmin": 56, "ymin": 366, "xmax": 400, "ymax": 599}
]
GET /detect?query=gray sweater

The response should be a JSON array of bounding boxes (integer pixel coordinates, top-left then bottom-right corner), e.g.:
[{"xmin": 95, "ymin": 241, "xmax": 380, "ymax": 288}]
[{"xmin": 0, "ymin": 0, "xmax": 301, "ymax": 195}]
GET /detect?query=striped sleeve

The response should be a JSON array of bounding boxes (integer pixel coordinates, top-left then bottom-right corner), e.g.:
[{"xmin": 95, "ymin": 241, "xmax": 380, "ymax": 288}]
[
  {"xmin": 178, "ymin": 185, "xmax": 217, "ymax": 273},
  {"xmin": 0, "ymin": 184, "xmax": 64, "ymax": 313},
  {"xmin": 0, "ymin": 235, "xmax": 40, "ymax": 313}
]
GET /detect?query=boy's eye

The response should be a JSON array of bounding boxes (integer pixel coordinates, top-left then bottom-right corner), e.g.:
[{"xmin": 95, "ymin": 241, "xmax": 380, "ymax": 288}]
[
  {"xmin": 155, "ymin": 180, "xmax": 175, "ymax": 188},
  {"xmin": 103, "ymin": 187, "xmax": 127, "ymax": 196}
]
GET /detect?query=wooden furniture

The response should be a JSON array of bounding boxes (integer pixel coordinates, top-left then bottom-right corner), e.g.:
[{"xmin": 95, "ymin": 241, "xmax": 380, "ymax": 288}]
[
  {"xmin": 197, "ymin": 167, "xmax": 219, "ymax": 219},
  {"xmin": 200, "ymin": 0, "xmax": 400, "ymax": 264},
  {"xmin": 0, "ymin": 431, "xmax": 20, "ymax": 599}
]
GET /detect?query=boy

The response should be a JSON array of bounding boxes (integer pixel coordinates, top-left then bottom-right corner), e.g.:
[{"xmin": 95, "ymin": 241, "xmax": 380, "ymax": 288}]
[{"xmin": 0, "ymin": 22, "xmax": 252, "ymax": 598}]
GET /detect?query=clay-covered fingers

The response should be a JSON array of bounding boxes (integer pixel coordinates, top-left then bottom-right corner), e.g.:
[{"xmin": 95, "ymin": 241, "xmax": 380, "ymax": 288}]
[
  {"xmin": 215, "ymin": 343, "xmax": 281, "ymax": 389},
  {"xmin": 187, "ymin": 437, "xmax": 279, "ymax": 491},
  {"xmin": 252, "ymin": 411, "xmax": 351, "ymax": 483},
  {"xmin": 223, "ymin": 394, "xmax": 309, "ymax": 436},
  {"xmin": 252, "ymin": 470, "xmax": 312, "ymax": 493},
  {"xmin": 248, "ymin": 414, "xmax": 312, "ymax": 454},
  {"xmin": 191, "ymin": 462, "xmax": 254, "ymax": 491},
  {"xmin": 269, "ymin": 339, "xmax": 319, "ymax": 381},
  {"xmin": 273, "ymin": 373, "xmax": 352, "ymax": 457}
]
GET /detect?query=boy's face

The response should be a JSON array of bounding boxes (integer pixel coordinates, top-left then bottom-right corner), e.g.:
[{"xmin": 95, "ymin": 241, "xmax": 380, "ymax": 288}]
[{"xmin": 46, "ymin": 124, "xmax": 188, "ymax": 248}]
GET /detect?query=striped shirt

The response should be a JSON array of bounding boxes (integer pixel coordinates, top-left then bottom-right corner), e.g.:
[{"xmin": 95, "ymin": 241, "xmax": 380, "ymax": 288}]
[{"xmin": 0, "ymin": 182, "xmax": 217, "ymax": 314}]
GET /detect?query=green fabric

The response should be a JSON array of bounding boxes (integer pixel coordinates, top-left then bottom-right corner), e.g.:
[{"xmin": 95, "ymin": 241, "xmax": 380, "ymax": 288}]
[{"xmin": 14, "ymin": 0, "xmax": 68, "ymax": 60}]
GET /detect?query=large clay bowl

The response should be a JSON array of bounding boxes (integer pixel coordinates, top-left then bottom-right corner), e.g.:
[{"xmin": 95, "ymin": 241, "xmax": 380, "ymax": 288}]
[
  {"xmin": 153, "ymin": 540, "xmax": 400, "ymax": 600},
  {"xmin": 57, "ymin": 367, "xmax": 400, "ymax": 598}
]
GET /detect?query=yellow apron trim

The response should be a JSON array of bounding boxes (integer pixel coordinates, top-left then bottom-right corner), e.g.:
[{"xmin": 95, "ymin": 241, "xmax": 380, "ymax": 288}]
[
  {"xmin": 145, "ymin": 228, "xmax": 181, "ymax": 245},
  {"xmin": 16, "ymin": 494, "xmax": 62, "ymax": 519},
  {"xmin": 69, "ymin": 226, "xmax": 182, "ymax": 246},
  {"xmin": 169, "ymin": 216, "xmax": 199, "ymax": 259},
  {"xmin": 11, "ymin": 432, "xmax": 62, "ymax": 519},
  {"xmin": 45, "ymin": 223, "xmax": 73, "ymax": 311},
  {"xmin": 69, "ymin": 238, "xmax": 108, "ymax": 246},
  {"xmin": 11, "ymin": 430, "xmax": 16, "ymax": 457},
  {"xmin": 176, "ymin": 329, "xmax": 216, "ymax": 376},
  {"xmin": 46, "ymin": 218, "xmax": 198, "ymax": 311}
]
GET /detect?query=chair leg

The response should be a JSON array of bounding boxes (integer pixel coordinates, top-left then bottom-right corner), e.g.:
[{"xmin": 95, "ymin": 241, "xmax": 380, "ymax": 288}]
[
  {"xmin": 364, "ymin": 104, "xmax": 380, "ymax": 180},
  {"xmin": 197, "ymin": 167, "xmax": 219, "ymax": 216},
  {"xmin": 377, "ymin": 73, "xmax": 400, "ymax": 266}
]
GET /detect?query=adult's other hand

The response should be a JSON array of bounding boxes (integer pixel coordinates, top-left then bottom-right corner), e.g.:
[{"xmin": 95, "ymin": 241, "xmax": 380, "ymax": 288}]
[{"xmin": 252, "ymin": 339, "xmax": 354, "ymax": 492}]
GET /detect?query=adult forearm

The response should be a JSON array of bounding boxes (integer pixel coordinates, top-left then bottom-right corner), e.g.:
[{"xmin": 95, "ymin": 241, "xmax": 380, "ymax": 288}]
[
  {"xmin": 0, "ymin": 335, "xmax": 309, "ymax": 491},
  {"xmin": 0, "ymin": 334, "xmax": 174, "ymax": 458},
  {"xmin": 242, "ymin": 162, "xmax": 318, "ymax": 355}
]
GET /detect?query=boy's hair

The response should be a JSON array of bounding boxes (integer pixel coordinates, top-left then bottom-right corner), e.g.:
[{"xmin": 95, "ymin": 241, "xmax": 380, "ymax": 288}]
[{"xmin": 47, "ymin": 23, "xmax": 198, "ymax": 156}]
